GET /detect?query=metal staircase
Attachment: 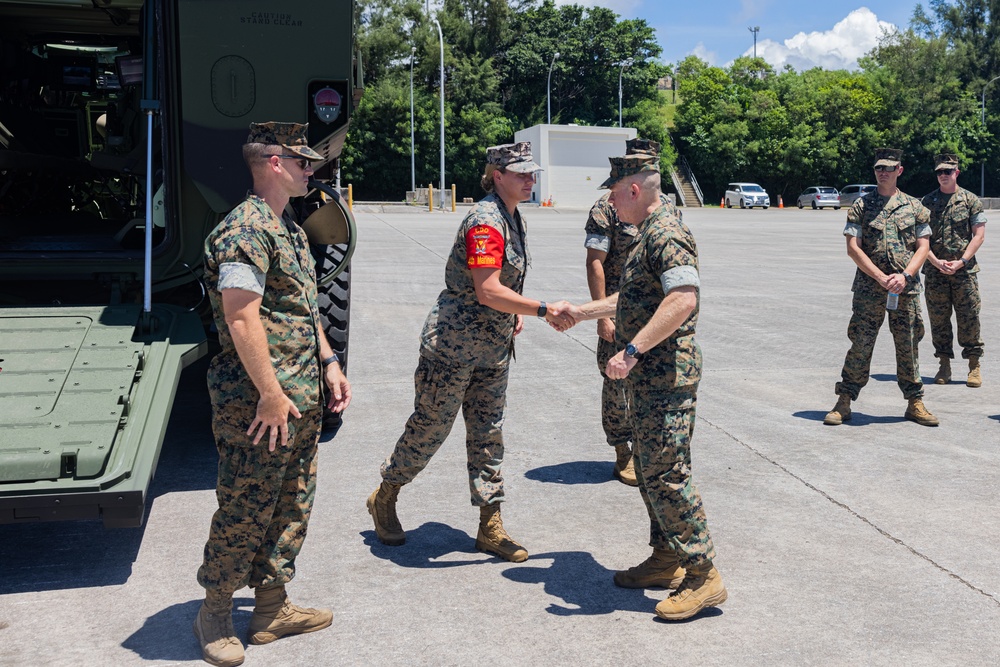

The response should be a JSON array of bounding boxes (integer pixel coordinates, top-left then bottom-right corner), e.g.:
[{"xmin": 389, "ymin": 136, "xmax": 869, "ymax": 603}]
[{"xmin": 669, "ymin": 155, "xmax": 703, "ymax": 207}]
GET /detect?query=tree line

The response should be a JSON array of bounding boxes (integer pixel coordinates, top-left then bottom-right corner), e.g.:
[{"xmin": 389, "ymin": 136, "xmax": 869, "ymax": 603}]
[{"xmin": 343, "ymin": 0, "xmax": 1000, "ymax": 203}]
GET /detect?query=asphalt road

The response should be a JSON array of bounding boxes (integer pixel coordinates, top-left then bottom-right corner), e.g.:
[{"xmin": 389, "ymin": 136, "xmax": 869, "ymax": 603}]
[{"xmin": 1, "ymin": 204, "xmax": 998, "ymax": 666}]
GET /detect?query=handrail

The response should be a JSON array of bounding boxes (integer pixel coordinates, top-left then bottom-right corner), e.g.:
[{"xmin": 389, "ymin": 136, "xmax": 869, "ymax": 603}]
[
  {"xmin": 678, "ymin": 155, "xmax": 704, "ymax": 205},
  {"xmin": 669, "ymin": 167, "xmax": 688, "ymax": 206}
]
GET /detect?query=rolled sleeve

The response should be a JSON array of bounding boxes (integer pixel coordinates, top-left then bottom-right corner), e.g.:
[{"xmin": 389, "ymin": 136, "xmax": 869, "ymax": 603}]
[
  {"xmin": 661, "ymin": 265, "xmax": 700, "ymax": 294},
  {"xmin": 585, "ymin": 233, "xmax": 611, "ymax": 252},
  {"xmin": 218, "ymin": 262, "xmax": 266, "ymax": 294},
  {"xmin": 844, "ymin": 223, "xmax": 861, "ymax": 237},
  {"xmin": 972, "ymin": 211, "xmax": 987, "ymax": 226},
  {"xmin": 915, "ymin": 224, "xmax": 931, "ymax": 238}
]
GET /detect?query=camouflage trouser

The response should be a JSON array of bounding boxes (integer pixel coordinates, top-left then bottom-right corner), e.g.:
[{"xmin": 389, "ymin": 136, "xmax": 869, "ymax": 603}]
[
  {"xmin": 835, "ymin": 291, "xmax": 925, "ymax": 400},
  {"xmin": 627, "ymin": 386, "xmax": 716, "ymax": 568},
  {"xmin": 381, "ymin": 354, "xmax": 508, "ymax": 506},
  {"xmin": 924, "ymin": 270, "xmax": 984, "ymax": 360},
  {"xmin": 597, "ymin": 337, "xmax": 631, "ymax": 448},
  {"xmin": 197, "ymin": 402, "xmax": 322, "ymax": 594}
]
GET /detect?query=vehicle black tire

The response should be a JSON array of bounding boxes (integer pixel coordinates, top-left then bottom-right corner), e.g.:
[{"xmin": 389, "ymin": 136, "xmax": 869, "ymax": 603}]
[
  {"xmin": 811, "ymin": 201, "xmax": 818, "ymax": 210},
  {"xmin": 313, "ymin": 243, "xmax": 352, "ymax": 434},
  {"xmin": 726, "ymin": 198, "xmax": 732, "ymax": 208},
  {"xmin": 739, "ymin": 199, "xmax": 746, "ymax": 209},
  {"xmin": 834, "ymin": 206, "xmax": 841, "ymax": 210},
  {"xmin": 797, "ymin": 202, "xmax": 803, "ymax": 209},
  {"xmin": 763, "ymin": 206, "xmax": 769, "ymax": 209}
]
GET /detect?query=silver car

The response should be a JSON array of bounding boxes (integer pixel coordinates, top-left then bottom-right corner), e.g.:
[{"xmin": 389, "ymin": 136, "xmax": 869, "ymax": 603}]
[
  {"xmin": 724, "ymin": 182, "xmax": 770, "ymax": 209},
  {"xmin": 839, "ymin": 184, "xmax": 876, "ymax": 207},
  {"xmin": 796, "ymin": 186, "xmax": 840, "ymax": 209}
]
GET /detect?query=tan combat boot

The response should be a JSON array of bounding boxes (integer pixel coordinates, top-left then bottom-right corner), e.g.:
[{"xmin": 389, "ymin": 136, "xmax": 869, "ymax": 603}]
[
  {"xmin": 248, "ymin": 585, "xmax": 333, "ymax": 645},
  {"xmin": 823, "ymin": 394, "xmax": 852, "ymax": 426},
  {"xmin": 366, "ymin": 480, "xmax": 405, "ymax": 546},
  {"xmin": 967, "ymin": 357, "xmax": 982, "ymax": 388},
  {"xmin": 192, "ymin": 590, "xmax": 244, "ymax": 667},
  {"xmin": 475, "ymin": 504, "xmax": 528, "ymax": 563},
  {"xmin": 934, "ymin": 358, "xmax": 951, "ymax": 384},
  {"xmin": 654, "ymin": 561, "xmax": 727, "ymax": 621},
  {"xmin": 905, "ymin": 398, "xmax": 939, "ymax": 427},
  {"xmin": 613, "ymin": 548, "xmax": 685, "ymax": 589},
  {"xmin": 612, "ymin": 443, "xmax": 639, "ymax": 486}
]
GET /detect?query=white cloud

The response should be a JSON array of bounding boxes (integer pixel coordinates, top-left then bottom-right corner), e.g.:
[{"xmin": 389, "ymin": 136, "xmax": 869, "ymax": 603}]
[
  {"xmin": 749, "ymin": 7, "xmax": 896, "ymax": 71},
  {"xmin": 691, "ymin": 42, "xmax": 719, "ymax": 67}
]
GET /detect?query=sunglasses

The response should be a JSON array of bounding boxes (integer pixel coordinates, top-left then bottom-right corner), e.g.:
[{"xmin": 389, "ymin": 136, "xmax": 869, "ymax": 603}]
[
  {"xmin": 874, "ymin": 165, "xmax": 898, "ymax": 172},
  {"xmin": 274, "ymin": 154, "xmax": 311, "ymax": 170},
  {"xmin": 937, "ymin": 168, "xmax": 956, "ymax": 176}
]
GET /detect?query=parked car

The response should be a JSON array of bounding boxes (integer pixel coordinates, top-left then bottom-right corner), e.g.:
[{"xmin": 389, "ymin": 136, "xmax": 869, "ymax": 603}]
[
  {"xmin": 725, "ymin": 183, "xmax": 770, "ymax": 209},
  {"xmin": 839, "ymin": 184, "xmax": 876, "ymax": 208},
  {"xmin": 796, "ymin": 186, "xmax": 840, "ymax": 209}
]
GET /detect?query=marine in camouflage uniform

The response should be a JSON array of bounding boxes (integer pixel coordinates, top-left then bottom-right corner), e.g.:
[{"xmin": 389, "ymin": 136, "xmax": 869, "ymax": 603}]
[
  {"xmin": 195, "ymin": 122, "xmax": 351, "ymax": 666},
  {"xmin": 573, "ymin": 154, "xmax": 726, "ymax": 621},
  {"xmin": 584, "ymin": 138, "xmax": 682, "ymax": 486},
  {"xmin": 367, "ymin": 142, "xmax": 570, "ymax": 563},
  {"xmin": 920, "ymin": 153, "xmax": 987, "ymax": 388},
  {"xmin": 825, "ymin": 148, "xmax": 937, "ymax": 427}
]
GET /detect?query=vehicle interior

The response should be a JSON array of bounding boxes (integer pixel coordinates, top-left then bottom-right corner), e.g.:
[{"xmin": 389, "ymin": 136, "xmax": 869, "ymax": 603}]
[{"xmin": 0, "ymin": 1, "xmax": 157, "ymax": 257}]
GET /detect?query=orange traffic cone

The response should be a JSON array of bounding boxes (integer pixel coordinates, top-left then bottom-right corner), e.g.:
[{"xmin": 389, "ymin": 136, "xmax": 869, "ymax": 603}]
[{"xmin": 720, "ymin": 197, "xmax": 725, "ymax": 208}]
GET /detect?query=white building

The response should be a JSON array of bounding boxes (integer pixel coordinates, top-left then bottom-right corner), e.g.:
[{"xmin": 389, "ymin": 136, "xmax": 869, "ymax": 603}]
[{"xmin": 514, "ymin": 124, "xmax": 636, "ymax": 208}]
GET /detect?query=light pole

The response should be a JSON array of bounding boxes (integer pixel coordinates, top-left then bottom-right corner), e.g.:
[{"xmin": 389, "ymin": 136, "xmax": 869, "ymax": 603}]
[
  {"xmin": 547, "ymin": 51, "xmax": 560, "ymax": 125},
  {"xmin": 410, "ymin": 46, "xmax": 416, "ymax": 196},
  {"xmin": 618, "ymin": 57, "xmax": 633, "ymax": 128},
  {"xmin": 749, "ymin": 26, "xmax": 760, "ymax": 59},
  {"xmin": 433, "ymin": 18, "xmax": 445, "ymax": 210},
  {"xmin": 981, "ymin": 74, "xmax": 1000, "ymax": 197}
]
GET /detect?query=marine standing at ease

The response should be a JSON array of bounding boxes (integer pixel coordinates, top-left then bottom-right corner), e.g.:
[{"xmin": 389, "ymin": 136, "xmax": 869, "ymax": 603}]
[
  {"xmin": 584, "ymin": 138, "xmax": 675, "ymax": 486},
  {"xmin": 921, "ymin": 152, "xmax": 987, "ymax": 388},
  {"xmin": 825, "ymin": 148, "xmax": 939, "ymax": 427},
  {"xmin": 196, "ymin": 122, "xmax": 352, "ymax": 667}
]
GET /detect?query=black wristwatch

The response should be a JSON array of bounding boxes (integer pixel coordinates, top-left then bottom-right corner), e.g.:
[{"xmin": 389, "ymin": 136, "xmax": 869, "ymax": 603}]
[
  {"xmin": 624, "ymin": 343, "xmax": 642, "ymax": 360},
  {"xmin": 321, "ymin": 353, "xmax": 340, "ymax": 367},
  {"xmin": 537, "ymin": 301, "xmax": 547, "ymax": 318},
  {"xmin": 902, "ymin": 271, "xmax": 914, "ymax": 283}
]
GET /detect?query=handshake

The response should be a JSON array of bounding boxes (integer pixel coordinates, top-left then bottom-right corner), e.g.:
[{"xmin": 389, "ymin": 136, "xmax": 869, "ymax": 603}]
[{"xmin": 540, "ymin": 300, "xmax": 585, "ymax": 332}]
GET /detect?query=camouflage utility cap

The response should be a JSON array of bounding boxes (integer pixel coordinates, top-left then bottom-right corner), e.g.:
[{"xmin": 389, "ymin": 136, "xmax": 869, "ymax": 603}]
[
  {"xmin": 600, "ymin": 154, "xmax": 659, "ymax": 189},
  {"xmin": 247, "ymin": 121, "xmax": 323, "ymax": 161},
  {"xmin": 934, "ymin": 153, "xmax": 960, "ymax": 171},
  {"xmin": 486, "ymin": 142, "xmax": 543, "ymax": 173},
  {"xmin": 625, "ymin": 138, "xmax": 661, "ymax": 157},
  {"xmin": 874, "ymin": 147, "xmax": 903, "ymax": 168}
]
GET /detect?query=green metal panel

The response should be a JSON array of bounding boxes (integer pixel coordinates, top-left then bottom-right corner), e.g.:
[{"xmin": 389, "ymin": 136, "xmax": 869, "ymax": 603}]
[{"xmin": 0, "ymin": 304, "xmax": 207, "ymax": 527}]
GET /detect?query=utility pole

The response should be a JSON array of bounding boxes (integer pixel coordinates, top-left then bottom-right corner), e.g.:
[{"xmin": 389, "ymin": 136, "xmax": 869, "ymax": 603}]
[{"xmin": 749, "ymin": 26, "xmax": 760, "ymax": 59}]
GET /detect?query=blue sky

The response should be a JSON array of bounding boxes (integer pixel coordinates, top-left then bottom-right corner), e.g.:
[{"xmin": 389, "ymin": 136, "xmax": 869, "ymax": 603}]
[{"xmin": 557, "ymin": 1, "xmax": 921, "ymax": 70}]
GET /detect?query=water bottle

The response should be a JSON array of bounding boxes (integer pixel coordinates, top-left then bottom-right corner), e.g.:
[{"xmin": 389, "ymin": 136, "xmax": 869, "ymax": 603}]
[{"xmin": 886, "ymin": 291, "xmax": 899, "ymax": 310}]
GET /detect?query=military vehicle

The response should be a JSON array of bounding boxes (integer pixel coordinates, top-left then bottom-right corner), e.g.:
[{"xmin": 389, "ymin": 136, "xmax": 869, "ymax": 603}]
[{"xmin": 0, "ymin": 0, "xmax": 359, "ymax": 527}]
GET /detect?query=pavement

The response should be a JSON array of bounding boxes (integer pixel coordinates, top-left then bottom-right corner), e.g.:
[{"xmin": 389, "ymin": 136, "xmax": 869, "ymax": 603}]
[{"xmin": 1, "ymin": 205, "xmax": 999, "ymax": 666}]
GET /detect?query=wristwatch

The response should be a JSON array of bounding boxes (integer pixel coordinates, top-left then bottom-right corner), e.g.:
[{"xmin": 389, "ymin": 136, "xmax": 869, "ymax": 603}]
[
  {"xmin": 624, "ymin": 343, "xmax": 642, "ymax": 360},
  {"xmin": 321, "ymin": 353, "xmax": 340, "ymax": 367},
  {"xmin": 902, "ymin": 271, "xmax": 914, "ymax": 283},
  {"xmin": 537, "ymin": 301, "xmax": 547, "ymax": 318}
]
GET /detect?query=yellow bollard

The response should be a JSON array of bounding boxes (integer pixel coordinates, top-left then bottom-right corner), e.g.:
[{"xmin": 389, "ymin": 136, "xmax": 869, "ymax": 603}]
[
  {"xmin": 451, "ymin": 184, "xmax": 456, "ymax": 212},
  {"xmin": 428, "ymin": 183, "xmax": 434, "ymax": 212},
  {"xmin": 347, "ymin": 183, "xmax": 353, "ymax": 211}
]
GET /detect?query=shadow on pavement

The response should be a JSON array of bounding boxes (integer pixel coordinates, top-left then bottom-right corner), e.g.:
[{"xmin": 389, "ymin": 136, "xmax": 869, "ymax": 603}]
[
  {"xmin": 360, "ymin": 521, "xmax": 492, "ymax": 568},
  {"xmin": 122, "ymin": 596, "xmax": 254, "ymax": 662},
  {"xmin": 793, "ymin": 410, "xmax": 905, "ymax": 425},
  {"xmin": 501, "ymin": 550, "xmax": 669, "ymax": 616},
  {"xmin": 524, "ymin": 460, "xmax": 611, "ymax": 485},
  {"xmin": 0, "ymin": 520, "xmax": 145, "ymax": 593}
]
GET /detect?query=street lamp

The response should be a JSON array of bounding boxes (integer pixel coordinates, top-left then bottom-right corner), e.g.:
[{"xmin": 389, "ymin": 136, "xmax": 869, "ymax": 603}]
[
  {"xmin": 410, "ymin": 46, "xmax": 416, "ymax": 196},
  {"xmin": 547, "ymin": 51, "xmax": 560, "ymax": 125},
  {"xmin": 981, "ymin": 74, "xmax": 1000, "ymax": 197},
  {"xmin": 749, "ymin": 26, "xmax": 760, "ymax": 59},
  {"xmin": 433, "ymin": 18, "xmax": 445, "ymax": 210},
  {"xmin": 618, "ymin": 57, "xmax": 634, "ymax": 128}
]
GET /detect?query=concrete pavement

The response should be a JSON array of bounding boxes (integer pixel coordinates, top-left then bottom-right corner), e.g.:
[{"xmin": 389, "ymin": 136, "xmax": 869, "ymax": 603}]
[{"xmin": 1, "ymin": 205, "xmax": 998, "ymax": 666}]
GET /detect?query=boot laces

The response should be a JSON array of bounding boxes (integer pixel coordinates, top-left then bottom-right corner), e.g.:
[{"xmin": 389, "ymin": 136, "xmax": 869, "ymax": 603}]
[
  {"xmin": 203, "ymin": 609, "xmax": 239, "ymax": 647},
  {"xmin": 378, "ymin": 490, "xmax": 402, "ymax": 532}
]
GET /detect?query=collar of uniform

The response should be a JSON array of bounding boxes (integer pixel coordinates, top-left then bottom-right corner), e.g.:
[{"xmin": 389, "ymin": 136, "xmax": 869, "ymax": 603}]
[{"xmin": 246, "ymin": 193, "xmax": 292, "ymax": 239}]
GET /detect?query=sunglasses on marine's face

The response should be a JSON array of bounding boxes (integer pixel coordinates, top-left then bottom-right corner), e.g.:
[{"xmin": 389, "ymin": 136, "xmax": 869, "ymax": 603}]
[
  {"xmin": 937, "ymin": 168, "xmax": 956, "ymax": 176},
  {"xmin": 874, "ymin": 165, "xmax": 898, "ymax": 173},
  {"xmin": 274, "ymin": 154, "xmax": 310, "ymax": 170}
]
